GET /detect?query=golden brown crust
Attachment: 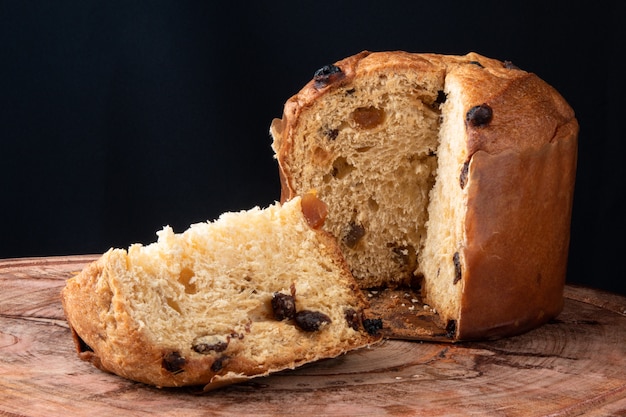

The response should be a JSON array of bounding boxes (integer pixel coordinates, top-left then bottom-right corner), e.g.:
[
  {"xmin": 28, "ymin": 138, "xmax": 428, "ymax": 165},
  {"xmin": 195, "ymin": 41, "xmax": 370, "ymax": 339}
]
[
  {"xmin": 272, "ymin": 50, "xmax": 578, "ymax": 341},
  {"xmin": 459, "ymin": 135, "xmax": 577, "ymax": 339},
  {"xmin": 456, "ymin": 65, "xmax": 578, "ymax": 339},
  {"xmin": 62, "ymin": 254, "xmax": 182, "ymax": 387}
]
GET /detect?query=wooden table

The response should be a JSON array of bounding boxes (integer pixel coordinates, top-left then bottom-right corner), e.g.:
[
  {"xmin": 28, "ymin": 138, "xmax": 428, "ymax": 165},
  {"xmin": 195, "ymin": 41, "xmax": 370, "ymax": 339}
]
[{"xmin": 1, "ymin": 255, "xmax": 625, "ymax": 416}]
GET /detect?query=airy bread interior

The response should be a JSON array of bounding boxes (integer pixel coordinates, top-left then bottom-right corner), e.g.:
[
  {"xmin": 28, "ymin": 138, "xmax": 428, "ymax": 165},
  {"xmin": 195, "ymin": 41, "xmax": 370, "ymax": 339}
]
[
  {"xmin": 62, "ymin": 195, "xmax": 378, "ymax": 388},
  {"xmin": 419, "ymin": 75, "xmax": 468, "ymax": 322},
  {"xmin": 275, "ymin": 65, "xmax": 466, "ymax": 303},
  {"xmin": 280, "ymin": 71, "xmax": 442, "ymax": 289},
  {"xmin": 122, "ymin": 202, "xmax": 349, "ymax": 343},
  {"xmin": 271, "ymin": 57, "xmax": 475, "ymax": 327}
]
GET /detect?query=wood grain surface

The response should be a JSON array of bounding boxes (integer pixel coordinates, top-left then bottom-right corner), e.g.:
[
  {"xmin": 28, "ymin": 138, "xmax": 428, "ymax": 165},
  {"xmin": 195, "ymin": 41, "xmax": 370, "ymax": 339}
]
[{"xmin": 1, "ymin": 255, "xmax": 625, "ymax": 417}]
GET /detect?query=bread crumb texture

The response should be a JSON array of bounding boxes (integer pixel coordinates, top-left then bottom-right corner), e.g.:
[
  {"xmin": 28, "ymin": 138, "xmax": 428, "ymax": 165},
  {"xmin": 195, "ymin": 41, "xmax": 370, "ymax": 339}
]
[
  {"xmin": 272, "ymin": 51, "xmax": 578, "ymax": 340},
  {"xmin": 61, "ymin": 196, "xmax": 378, "ymax": 389}
]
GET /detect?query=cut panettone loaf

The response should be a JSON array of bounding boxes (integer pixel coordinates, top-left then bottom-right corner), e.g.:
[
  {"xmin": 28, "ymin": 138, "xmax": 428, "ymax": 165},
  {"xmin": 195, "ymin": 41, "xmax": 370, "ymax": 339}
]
[
  {"xmin": 61, "ymin": 194, "xmax": 381, "ymax": 390},
  {"xmin": 271, "ymin": 51, "xmax": 578, "ymax": 341}
]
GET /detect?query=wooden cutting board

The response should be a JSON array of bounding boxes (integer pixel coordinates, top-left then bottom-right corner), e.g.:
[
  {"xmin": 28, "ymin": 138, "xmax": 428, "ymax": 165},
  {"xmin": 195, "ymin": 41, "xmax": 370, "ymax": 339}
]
[{"xmin": 1, "ymin": 255, "xmax": 625, "ymax": 417}]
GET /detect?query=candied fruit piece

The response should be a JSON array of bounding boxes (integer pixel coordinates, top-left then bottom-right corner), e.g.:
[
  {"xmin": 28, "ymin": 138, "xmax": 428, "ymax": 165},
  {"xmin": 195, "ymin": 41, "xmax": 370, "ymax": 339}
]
[
  {"xmin": 300, "ymin": 192, "xmax": 328, "ymax": 229},
  {"xmin": 351, "ymin": 106, "xmax": 385, "ymax": 129}
]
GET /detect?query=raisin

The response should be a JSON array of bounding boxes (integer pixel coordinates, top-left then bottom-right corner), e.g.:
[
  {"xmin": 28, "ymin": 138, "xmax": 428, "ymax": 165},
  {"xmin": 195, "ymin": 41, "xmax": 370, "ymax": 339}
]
[
  {"xmin": 294, "ymin": 310, "xmax": 332, "ymax": 332},
  {"xmin": 344, "ymin": 308, "xmax": 360, "ymax": 331},
  {"xmin": 313, "ymin": 64, "xmax": 344, "ymax": 89},
  {"xmin": 445, "ymin": 320, "xmax": 457, "ymax": 338},
  {"xmin": 193, "ymin": 342, "xmax": 228, "ymax": 354},
  {"xmin": 466, "ymin": 104, "xmax": 493, "ymax": 128},
  {"xmin": 363, "ymin": 318, "xmax": 383, "ymax": 335},
  {"xmin": 162, "ymin": 351, "xmax": 186, "ymax": 373},
  {"xmin": 434, "ymin": 90, "xmax": 447, "ymax": 107},
  {"xmin": 211, "ymin": 356, "xmax": 227, "ymax": 372},
  {"xmin": 324, "ymin": 128, "xmax": 339, "ymax": 140},
  {"xmin": 459, "ymin": 160, "xmax": 469, "ymax": 189},
  {"xmin": 192, "ymin": 335, "xmax": 229, "ymax": 354},
  {"xmin": 271, "ymin": 292, "xmax": 296, "ymax": 321},
  {"xmin": 343, "ymin": 222, "xmax": 365, "ymax": 249},
  {"xmin": 230, "ymin": 331, "xmax": 245, "ymax": 340},
  {"xmin": 314, "ymin": 64, "xmax": 341, "ymax": 79},
  {"xmin": 453, "ymin": 252, "xmax": 462, "ymax": 285},
  {"xmin": 503, "ymin": 60, "xmax": 520, "ymax": 70},
  {"xmin": 351, "ymin": 106, "xmax": 385, "ymax": 129}
]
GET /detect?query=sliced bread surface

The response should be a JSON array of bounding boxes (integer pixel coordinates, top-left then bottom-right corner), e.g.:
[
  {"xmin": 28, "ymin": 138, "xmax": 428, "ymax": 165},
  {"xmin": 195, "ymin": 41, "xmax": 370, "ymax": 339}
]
[
  {"xmin": 61, "ymin": 194, "xmax": 380, "ymax": 389},
  {"xmin": 271, "ymin": 51, "xmax": 578, "ymax": 340}
]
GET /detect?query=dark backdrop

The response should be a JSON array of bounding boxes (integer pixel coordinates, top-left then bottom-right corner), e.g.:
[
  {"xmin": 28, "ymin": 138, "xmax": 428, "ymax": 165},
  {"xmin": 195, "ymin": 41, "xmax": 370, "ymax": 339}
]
[{"xmin": 1, "ymin": 1, "xmax": 624, "ymax": 296}]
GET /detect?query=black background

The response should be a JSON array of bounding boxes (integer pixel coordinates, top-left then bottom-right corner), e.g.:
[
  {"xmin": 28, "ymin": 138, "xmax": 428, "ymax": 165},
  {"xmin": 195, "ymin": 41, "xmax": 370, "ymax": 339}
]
[{"xmin": 1, "ymin": 1, "xmax": 624, "ymax": 296}]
